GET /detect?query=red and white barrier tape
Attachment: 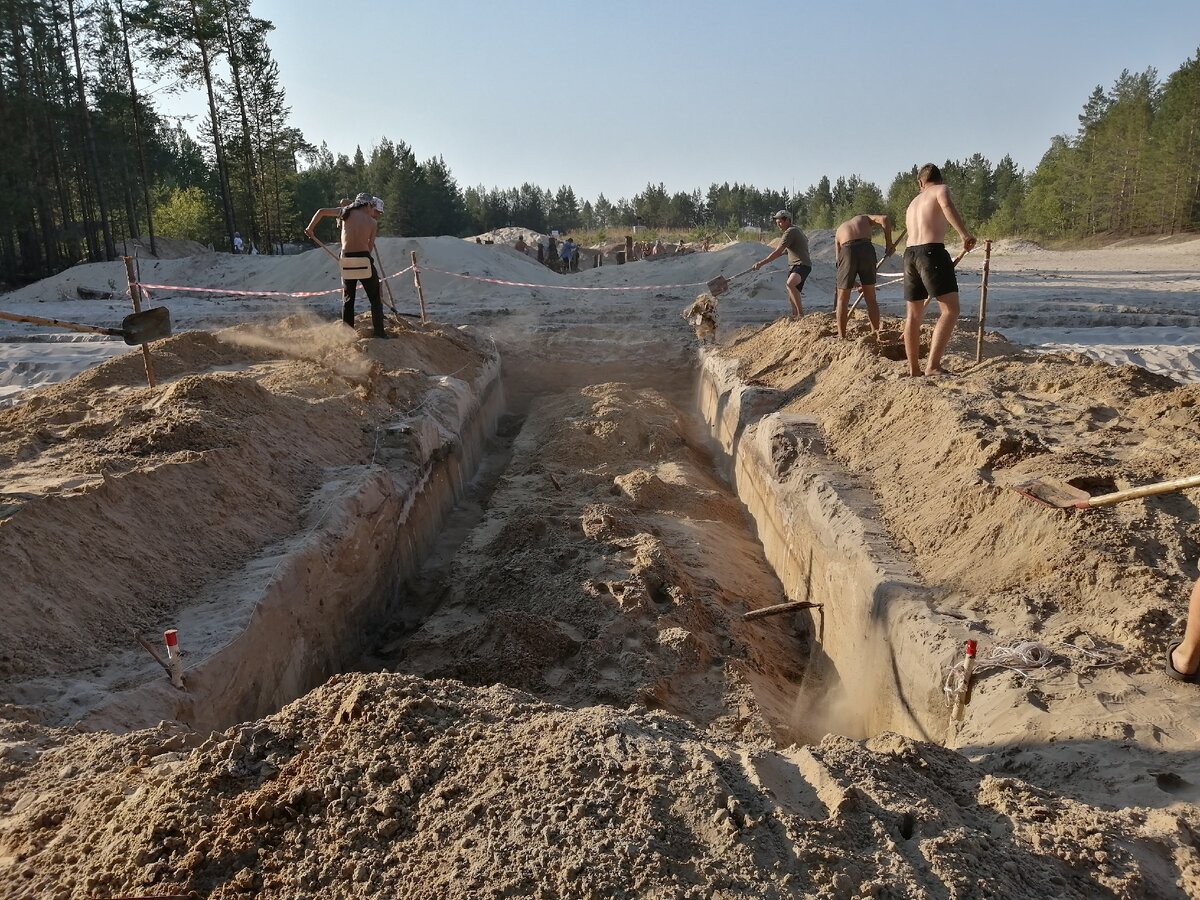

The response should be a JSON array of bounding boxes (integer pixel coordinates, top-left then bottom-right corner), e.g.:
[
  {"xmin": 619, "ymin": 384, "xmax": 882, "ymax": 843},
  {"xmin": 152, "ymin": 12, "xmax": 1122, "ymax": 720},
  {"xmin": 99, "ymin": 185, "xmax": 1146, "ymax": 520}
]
[{"xmin": 133, "ymin": 264, "xmax": 416, "ymax": 301}]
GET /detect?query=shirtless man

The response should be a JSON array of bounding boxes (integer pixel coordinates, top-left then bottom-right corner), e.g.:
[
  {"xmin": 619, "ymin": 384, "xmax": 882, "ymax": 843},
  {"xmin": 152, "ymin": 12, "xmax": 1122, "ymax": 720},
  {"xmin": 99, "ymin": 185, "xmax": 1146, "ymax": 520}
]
[
  {"xmin": 902, "ymin": 164, "xmax": 975, "ymax": 376},
  {"xmin": 306, "ymin": 192, "xmax": 387, "ymax": 338},
  {"xmin": 751, "ymin": 210, "xmax": 812, "ymax": 319},
  {"xmin": 834, "ymin": 213, "xmax": 894, "ymax": 340}
]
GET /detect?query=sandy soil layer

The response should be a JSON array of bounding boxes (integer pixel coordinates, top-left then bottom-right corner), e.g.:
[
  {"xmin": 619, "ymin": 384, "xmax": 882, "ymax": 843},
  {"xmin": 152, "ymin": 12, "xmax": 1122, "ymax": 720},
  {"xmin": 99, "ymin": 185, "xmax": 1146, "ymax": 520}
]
[{"xmin": 1, "ymin": 235, "xmax": 1198, "ymax": 897}]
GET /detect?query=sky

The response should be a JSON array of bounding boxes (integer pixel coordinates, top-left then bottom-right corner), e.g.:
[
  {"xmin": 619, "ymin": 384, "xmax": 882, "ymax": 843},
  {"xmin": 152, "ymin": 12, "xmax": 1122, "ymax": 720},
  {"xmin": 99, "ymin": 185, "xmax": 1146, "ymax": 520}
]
[{"xmin": 157, "ymin": 0, "xmax": 1200, "ymax": 203}]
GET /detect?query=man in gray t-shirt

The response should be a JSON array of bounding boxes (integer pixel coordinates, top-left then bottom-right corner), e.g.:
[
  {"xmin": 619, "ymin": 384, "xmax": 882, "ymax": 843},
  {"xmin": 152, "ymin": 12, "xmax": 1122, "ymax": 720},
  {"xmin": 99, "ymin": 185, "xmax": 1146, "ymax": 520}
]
[{"xmin": 752, "ymin": 210, "xmax": 812, "ymax": 318}]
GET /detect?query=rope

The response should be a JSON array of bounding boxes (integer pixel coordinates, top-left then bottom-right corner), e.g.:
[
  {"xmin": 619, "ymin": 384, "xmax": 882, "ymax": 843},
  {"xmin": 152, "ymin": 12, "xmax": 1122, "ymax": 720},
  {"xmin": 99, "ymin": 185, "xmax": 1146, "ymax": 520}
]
[
  {"xmin": 133, "ymin": 264, "xmax": 415, "ymax": 301},
  {"xmin": 418, "ymin": 265, "xmax": 709, "ymax": 292},
  {"xmin": 942, "ymin": 636, "xmax": 1128, "ymax": 701}
]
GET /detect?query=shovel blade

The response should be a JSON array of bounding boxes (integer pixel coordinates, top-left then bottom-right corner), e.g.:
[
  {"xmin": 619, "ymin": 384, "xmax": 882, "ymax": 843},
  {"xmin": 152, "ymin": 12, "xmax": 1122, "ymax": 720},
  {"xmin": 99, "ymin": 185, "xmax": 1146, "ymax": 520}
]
[
  {"xmin": 1011, "ymin": 477, "xmax": 1090, "ymax": 509},
  {"xmin": 707, "ymin": 275, "xmax": 730, "ymax": 297},
  {"xmin": 121, "ymin": 306, "xmax": 171, "ymax": 346}
]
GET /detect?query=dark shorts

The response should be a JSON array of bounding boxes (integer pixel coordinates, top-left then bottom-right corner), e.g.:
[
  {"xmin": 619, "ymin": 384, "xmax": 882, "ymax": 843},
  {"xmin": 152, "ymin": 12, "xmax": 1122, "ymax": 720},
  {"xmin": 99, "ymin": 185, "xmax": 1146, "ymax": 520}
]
[
  {"xmin": 836, "ymin": 239, "xmax": 878, "ymax": 290},
  {"xmin": 787, "ymin": 264, "xmax": 812, "ymax": 291},
  {"xmin": 903, "ymin": 243, "xmax": 958, "ymax": 302}
]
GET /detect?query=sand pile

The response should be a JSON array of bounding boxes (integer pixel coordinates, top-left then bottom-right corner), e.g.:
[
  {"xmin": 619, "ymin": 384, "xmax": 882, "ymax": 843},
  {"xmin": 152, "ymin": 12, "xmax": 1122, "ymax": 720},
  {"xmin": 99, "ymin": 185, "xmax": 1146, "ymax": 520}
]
[
  {"xmin": 0, "ymin": 317, "xmax": 489, "ymax": 702},
  {"xmin": 719, "ymin": 314, "xmax": 1200, "ymax": 759},
  {"xmin": 2, "ymin": 673, "xmax": 1196, "ymax": 900}
]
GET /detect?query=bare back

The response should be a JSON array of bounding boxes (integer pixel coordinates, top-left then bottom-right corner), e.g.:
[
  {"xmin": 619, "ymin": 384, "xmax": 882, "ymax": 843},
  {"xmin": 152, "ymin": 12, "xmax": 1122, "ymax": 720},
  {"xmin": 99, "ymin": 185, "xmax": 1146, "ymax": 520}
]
[
  {"xmin": 905, "ymin": 184, "xmax": 955, "ymax": 245},
  {"xmin": 340, "ymin": 207, "xmax": 377, "ymax": 253},
  {"xmin": 835, "ymin": 215, "xmax": 875, "ymax": 244}
]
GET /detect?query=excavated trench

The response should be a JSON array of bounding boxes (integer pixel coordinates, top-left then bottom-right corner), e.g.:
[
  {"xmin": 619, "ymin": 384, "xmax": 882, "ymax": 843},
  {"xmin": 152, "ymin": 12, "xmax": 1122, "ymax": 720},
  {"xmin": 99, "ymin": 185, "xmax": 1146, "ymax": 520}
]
[{"xmin": 78, "ymin": 333, "xmax": 953, "ymax": 748}]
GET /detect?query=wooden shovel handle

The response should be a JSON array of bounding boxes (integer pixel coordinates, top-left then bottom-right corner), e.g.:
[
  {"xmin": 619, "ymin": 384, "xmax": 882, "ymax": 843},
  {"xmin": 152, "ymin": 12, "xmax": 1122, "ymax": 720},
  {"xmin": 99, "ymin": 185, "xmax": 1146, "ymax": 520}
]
[
  {"xmin": 0, "ymin": 310, "xmax": 119, "ymax": 336},
  {"xmin": 1082, "ymin": 474, "xmax": 1200, "ymax": 508}
]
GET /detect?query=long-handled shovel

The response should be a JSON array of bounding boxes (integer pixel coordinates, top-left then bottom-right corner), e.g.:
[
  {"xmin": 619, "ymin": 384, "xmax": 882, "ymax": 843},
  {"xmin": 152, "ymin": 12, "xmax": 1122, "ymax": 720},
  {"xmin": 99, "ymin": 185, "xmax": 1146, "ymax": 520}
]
[
  {"xmin": 1012, "ymin": 473, "xmax": 1200, "ymax": 510},
  {"xmin": 0, "ymin": 307, "xmax": 171, "ymax": 345}
]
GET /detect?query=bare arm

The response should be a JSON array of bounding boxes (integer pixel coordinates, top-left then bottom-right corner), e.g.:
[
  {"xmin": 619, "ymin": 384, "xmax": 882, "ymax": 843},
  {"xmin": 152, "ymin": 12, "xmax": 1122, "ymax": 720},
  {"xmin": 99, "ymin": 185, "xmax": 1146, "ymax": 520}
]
[
  {"xmin": 305, "ymin": 207, "xmax": 342, "ymax": 238},
  {"xmin": 753, "ymin": 245, "xmax": 786, "ymax": 270},
  {"xmin": 869, "ymin": 214, "xmax": 894, "ymax": 255},
  {"xmin": 936, "ymin": 191, "xmax": 976, "ymax": 251}
]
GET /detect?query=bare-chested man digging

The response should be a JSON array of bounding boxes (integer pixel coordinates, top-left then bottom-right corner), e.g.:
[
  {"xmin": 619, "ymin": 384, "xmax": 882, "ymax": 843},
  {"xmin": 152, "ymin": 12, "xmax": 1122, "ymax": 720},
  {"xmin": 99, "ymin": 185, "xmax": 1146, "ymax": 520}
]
[
  {"xmin": 903, "ymin": 164, "xmax": 975, "ymax": 376},
  {"xmin": 305, "ymin": 192, "xmax": 388, "ymax": 338},
  {"xmin": 834, "ymin": 213, "xmax": 894, "ymax": 340}
]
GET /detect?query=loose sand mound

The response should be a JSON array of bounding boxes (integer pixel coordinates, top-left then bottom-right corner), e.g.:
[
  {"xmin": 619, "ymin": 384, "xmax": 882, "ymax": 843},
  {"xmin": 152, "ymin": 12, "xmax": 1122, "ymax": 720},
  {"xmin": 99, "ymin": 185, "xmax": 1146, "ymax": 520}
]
[
  {"xmin": 0, "ymin": 317, "xmax": 488, "ymax": 693},
  {"xmin": 1, "ymin": 673, "xmax": 1195, "ymax": 900}
]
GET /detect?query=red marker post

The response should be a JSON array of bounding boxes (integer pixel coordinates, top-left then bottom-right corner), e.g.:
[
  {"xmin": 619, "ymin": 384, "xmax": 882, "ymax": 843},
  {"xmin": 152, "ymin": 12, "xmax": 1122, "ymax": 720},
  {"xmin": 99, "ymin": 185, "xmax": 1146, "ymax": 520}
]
[{"xmin": 164, "ymin": 629, "xmax": 185, "ymax": 689}]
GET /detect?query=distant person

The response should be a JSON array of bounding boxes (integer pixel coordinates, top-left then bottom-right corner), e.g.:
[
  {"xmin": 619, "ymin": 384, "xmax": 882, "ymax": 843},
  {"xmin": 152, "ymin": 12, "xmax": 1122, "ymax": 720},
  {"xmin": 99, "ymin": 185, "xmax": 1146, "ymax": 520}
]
[
  {"xmin": 514, "ymin": 234, "xmax": 528, "ymax": 255},
  {"xmin": 1167, "ymin": 577, "xmax": 1200, "ymax": 685},
  {"xmin": 902, "ymin": 163, "xmax": 976, "ymax": 377},
  {"xmin": 249, "ymin": 243, "xmax": 259, "ymax": 256},
  {"xmin": 571, "ymin": 245, "xmax": 581, "ymax": 273},
  {"xmin": 653, "ymin": 238, "xmax": 665, "ymax": 256},
  {"xmin": 232, "ymin": 232, "xmax": 244, "ymax": 254},
  {"xmin": 305, "ymin": 192, "xmax": 387, "ymax": 339},
  {"xmin": 537, "ymin": 240, "xmax": 545, "ymax": 264},
  {"xmin": 560, "ymin": 237, "xmax": 575, "ymax": 272},
  {"xmin": 751, "ymin": 210, "xmax": 812, "ymax": 319},
  {"xmin": 547, "ymin": 236, "xmax": 559, "ymax": 272},
  {"xmin": 702, "ymin": 236, "xmax": 710, "ymax": 252},
  {"xmin": 834, "ymin": 214, "xmax": 894, "ymax": 340}
]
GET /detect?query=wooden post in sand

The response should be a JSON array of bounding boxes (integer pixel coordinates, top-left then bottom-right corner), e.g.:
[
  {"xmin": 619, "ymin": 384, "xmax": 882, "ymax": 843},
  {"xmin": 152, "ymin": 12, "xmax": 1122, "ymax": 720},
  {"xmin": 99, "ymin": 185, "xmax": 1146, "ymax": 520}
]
[
  {"xmin": 975, "ymin": 239, "xmax": 992, "ymax": 363},
  {"xmin": 122, "ymin": 256, "xmax": 157, "ymax": 388},
  {"xmin": 410, "ymin": 250, "xmax": 428, "ymax": 324},
  {"xmin": 625, "ymin": 235, "xmax": 633, "ymax": 263}
]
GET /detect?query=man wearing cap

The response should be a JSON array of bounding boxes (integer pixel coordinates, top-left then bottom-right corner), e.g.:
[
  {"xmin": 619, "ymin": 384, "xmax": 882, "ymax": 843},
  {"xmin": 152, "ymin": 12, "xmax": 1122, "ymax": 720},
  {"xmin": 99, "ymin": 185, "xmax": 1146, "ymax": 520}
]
[
  {"xmin": 752, "ymin": 211, "xmax": 811, "ymax": 319},
  {"xmin": 306, "ymin": 193, "xmax": 388, "ymax": 338},
  {"xmin": 834, "ymin": 213, "xmax": 894, "ymax": 340}
]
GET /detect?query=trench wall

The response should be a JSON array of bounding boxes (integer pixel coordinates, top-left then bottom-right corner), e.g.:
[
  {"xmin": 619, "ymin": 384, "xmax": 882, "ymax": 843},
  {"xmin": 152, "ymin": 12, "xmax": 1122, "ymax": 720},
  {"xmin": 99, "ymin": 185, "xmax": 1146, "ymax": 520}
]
[
  {"xmin": 699, "ymin": 355, "xmax": 960, "ymax": 743},
  {"xmin": 85, "ymin": 356, "xmax": 505, "ymax": 733}
]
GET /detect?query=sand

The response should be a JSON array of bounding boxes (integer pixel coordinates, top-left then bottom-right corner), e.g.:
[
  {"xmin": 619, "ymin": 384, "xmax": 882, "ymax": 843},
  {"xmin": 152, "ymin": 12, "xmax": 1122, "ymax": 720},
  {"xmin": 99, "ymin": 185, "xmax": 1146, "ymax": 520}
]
[{"xmin": 1, "ymin": 233, "xmax": 1199, "ymax": 897}]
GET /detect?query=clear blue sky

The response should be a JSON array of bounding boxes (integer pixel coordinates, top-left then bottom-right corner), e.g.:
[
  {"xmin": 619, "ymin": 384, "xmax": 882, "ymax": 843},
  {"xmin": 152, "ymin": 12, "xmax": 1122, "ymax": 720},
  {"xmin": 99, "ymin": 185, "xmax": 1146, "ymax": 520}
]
[{"xmin": 162, "ymin": 0, "xmax": 1200, "ymax": 202}]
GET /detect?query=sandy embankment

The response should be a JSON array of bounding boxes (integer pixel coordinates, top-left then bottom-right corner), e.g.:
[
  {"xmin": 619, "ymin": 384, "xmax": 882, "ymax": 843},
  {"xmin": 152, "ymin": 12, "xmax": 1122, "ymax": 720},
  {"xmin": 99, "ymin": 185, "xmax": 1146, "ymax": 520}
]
[{"xmin": 0, "ymin": 235, "xmax": 1199, "ymax": 897}]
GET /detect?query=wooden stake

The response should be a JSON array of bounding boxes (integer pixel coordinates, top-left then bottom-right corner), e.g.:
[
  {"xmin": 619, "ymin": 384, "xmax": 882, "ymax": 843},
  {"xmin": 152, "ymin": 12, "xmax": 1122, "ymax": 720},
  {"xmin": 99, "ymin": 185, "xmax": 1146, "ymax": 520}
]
[
  {"xmin": 742, "ymin": 600, "xmax": 822, "ymax": 622},
  {"xmin": 975, "ymin": 239, "xmax": 992, "ymax": 363},
  {"xmin": 122, "ymin": 256, "xmax": 156, "ymax": 387},
  {"xmin": 410, "ymin": 250, "xmax": 428, "ymax": 324}
]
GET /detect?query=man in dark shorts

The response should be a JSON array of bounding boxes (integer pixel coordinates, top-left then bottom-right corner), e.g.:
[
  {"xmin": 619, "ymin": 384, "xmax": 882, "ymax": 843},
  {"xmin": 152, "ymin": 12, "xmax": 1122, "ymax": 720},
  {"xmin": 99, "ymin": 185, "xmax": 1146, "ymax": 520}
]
[
  {"xmin": 834, "ymin": 213, "xmax": 894, "ymax": 340},
  {"xmin": 902, "ymin": 164, "xmax": 975, "ymax": 376},
  {"xmin": 752, "ymin": 210, "xmax": 811, "ymax": 319}
]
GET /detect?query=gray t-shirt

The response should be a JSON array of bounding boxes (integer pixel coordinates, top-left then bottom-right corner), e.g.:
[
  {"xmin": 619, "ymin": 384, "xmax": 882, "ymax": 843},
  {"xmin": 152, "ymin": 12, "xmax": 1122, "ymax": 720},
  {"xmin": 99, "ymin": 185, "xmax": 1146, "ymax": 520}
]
[{"xmin": 779, "ymin": 225, "xmax": 811, "ymax": 268}]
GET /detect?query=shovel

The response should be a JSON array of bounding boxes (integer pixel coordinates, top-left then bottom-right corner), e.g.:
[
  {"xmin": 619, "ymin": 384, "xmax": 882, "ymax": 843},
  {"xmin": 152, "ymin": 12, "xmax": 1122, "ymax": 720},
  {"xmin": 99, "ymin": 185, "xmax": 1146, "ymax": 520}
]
[
  {"xmin": 1012, "ymin": 473, "xmax": 1200, "ymax": 510},
  {"xmin": 706, "ymin": 266, "xmax": 755, "ymax": 298},
  {"xmin": 0, "ymin": 307, "xmax": 171, "ymax": 345}
]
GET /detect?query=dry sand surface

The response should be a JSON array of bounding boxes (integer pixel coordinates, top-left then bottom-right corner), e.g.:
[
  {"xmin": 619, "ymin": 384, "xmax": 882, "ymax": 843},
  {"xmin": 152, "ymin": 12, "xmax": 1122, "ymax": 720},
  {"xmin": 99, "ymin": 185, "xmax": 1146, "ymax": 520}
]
[{"xmin": 1, "ymin": 233, "xmax": 1199, "ymax": 897}]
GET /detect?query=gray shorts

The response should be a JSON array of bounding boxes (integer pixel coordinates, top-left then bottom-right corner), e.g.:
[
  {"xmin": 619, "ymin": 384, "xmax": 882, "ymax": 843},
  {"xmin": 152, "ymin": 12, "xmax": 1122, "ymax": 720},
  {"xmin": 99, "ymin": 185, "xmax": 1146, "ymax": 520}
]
[{"xmin": 836, "ymin": 239, "xmax": 878, "ymax": 289}]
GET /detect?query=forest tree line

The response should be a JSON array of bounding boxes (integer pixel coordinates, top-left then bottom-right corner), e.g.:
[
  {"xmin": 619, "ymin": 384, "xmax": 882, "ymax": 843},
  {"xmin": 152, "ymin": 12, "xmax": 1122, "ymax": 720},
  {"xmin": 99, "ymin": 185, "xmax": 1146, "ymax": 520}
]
[{"xmin": 1, "ymin": 0, "xmax": 1198, "ymax": 287}]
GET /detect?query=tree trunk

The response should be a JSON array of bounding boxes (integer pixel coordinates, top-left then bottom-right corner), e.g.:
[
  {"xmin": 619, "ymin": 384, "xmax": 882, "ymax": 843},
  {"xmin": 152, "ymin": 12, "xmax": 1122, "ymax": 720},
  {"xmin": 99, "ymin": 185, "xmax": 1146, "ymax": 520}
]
[
  {"xmin": 220, "ymin": 0, "xmax": 258, "ymax": 252},
  {"xmin": 190, "ymin": 0, "xmax": 236, "ymax": 251},
  {"xmin": 117, "ymin": 0, "xmax": 156, "ymax": 256},
  {"xmin": 67, "ymin": 0, "xmax": 115, "ymax": 260}
]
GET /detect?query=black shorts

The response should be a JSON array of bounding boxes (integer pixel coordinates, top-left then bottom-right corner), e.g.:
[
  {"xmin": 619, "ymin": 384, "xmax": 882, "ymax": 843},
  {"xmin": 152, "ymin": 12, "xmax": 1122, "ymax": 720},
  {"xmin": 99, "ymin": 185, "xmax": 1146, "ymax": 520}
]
[
  {"xmin": 836, "ymin": 239, "xmax": 877, "ymax": 289},
  {"xmin": 903, "ymin": 243, "xmax": 958, "ymax": 302},
  {"xmin": 787, "ymin": 264, "xmax": 812, "ymax": 291}
]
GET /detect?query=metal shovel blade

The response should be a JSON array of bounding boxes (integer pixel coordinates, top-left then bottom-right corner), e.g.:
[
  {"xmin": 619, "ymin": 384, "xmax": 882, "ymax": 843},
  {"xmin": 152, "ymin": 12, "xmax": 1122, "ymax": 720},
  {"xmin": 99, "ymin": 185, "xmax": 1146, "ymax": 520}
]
[
  {"xmin": 706, "ymin": 275, "xmax": 730, "ymax": 297},
  {"xmin": 121, "ymin": 306, "xmax": 171, "ymax": 345},
  {"xmin": 1010, "ymin": 477, "xmax": 1091, "ymax": 509}
]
